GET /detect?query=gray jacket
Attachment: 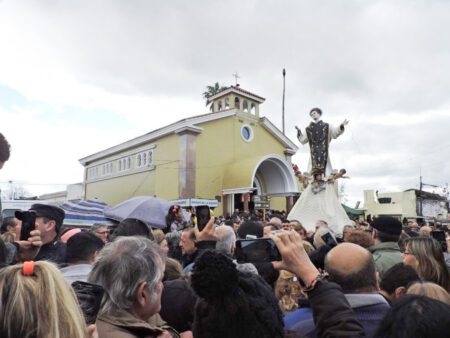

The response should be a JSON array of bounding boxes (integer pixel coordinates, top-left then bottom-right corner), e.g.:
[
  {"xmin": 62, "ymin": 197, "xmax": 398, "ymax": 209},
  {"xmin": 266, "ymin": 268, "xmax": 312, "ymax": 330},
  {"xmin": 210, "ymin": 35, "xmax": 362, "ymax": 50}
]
[
  {"xmin": 369, "ymin": 242, "xmax": 402, "ymax": 277},
  {"xmin": 60, "ymin": 264, "xmax": 93, "ymax": 284}
]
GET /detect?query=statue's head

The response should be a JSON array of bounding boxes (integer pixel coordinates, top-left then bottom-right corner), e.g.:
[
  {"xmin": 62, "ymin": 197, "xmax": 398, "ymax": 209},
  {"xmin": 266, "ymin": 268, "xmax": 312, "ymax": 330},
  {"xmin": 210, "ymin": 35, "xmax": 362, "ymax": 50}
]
[{"xmin": 309, "ymin": 108, "xmax": 322, "ymax": 121}]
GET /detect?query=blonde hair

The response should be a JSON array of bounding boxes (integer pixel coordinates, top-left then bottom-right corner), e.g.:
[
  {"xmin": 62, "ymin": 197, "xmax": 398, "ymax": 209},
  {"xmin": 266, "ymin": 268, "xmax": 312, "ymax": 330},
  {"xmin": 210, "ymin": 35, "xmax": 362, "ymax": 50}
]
[
  {"xmin": 407, "ymin": 282, "xmax": 450, "ymax": 305},
  {"xmin": 164, "ymin": 257, "xmax": 183, "ymax": 281},
  {"xmin": 0, "ymin": 261, "xmax": 87, "ymax": 338},
  {"xmin": 302, "ymin": 240, "xmax": 315, "ymax": 254},
  {"xmin": 0, "ymin": 232, "xmax": 15, "ymax": 243},
  {"xmin": 275, "ymin": 270, "xmax": 303, "ymax": 313},
  {"xmin": 404, "ymin": 237, "xmax": 450, "ymax": 292},
  {"xmin": 153, "ymin": 229, "xmax": 166, "ymax": 245}
]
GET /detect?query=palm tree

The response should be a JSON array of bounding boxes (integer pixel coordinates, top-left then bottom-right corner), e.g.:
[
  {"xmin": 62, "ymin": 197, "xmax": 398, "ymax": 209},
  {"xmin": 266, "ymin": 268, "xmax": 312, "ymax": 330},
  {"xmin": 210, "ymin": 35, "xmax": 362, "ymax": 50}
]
[{"xmin": 202, "ymin": 82, "xmax": 228, "ymax": 106}]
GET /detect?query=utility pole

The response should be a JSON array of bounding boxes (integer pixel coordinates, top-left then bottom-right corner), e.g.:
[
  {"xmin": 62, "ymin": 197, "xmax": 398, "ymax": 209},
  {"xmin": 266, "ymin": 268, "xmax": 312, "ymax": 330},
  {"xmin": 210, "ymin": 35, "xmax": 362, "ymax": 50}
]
[
  {"xmin": 282, "ymin": 68, "xmax": 286, "ymax": 134},
  {"xmin": 419, "ymin": 175, "xmax": 439, "ymax": 216}
]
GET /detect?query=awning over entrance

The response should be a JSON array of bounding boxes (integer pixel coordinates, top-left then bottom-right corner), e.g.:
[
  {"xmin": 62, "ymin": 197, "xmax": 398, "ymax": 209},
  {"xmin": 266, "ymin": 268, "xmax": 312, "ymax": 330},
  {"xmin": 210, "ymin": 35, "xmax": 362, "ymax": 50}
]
[{"xmin": 222, "ymin": 154, "xmax": 299, "ymax": 196}]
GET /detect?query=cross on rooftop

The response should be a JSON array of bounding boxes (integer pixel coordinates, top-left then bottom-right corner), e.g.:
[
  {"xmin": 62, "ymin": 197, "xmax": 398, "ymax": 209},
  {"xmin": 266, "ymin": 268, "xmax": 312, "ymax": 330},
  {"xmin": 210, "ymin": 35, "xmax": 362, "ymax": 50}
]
[{"xmin": 232, "ymin": 72, "xmax": 240, "ymax": 85}]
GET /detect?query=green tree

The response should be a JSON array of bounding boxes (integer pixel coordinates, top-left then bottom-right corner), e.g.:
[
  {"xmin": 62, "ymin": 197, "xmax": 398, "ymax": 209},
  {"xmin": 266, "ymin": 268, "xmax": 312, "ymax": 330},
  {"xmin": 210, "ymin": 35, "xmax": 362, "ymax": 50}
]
[{"xmin": 202, "ymin": 82, "xmax": 227, "ymax": 106}]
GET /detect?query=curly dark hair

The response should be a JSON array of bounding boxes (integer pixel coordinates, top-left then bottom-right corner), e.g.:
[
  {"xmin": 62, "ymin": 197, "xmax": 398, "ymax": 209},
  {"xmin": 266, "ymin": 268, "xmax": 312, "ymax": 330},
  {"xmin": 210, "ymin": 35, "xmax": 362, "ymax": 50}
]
[
  {"xmin": 0, "ymin": 133, "xmax": 11, "ymax": 163},
  {"xmin": 191, "ymin": 250, "xmax": 284, "ymax": 338}
]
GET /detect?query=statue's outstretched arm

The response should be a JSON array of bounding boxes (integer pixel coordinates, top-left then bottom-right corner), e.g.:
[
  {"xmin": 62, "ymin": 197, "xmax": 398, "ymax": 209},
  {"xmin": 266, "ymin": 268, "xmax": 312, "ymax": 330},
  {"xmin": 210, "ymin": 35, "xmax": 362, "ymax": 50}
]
[
  {"xmin": 340, "ymin": 119, "xmax": 349, "ymax": 130},
  {"xmin": 330, "ymin": 119, "xmax": 349, "ymax": 139},
  {"xmin": 295, "ymin": 126, "xmax": 308, "ymax": 144}
]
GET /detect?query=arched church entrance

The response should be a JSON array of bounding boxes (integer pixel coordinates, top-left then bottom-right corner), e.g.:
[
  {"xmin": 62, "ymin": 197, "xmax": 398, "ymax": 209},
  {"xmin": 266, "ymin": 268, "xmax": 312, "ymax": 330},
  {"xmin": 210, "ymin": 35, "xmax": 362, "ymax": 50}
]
[{"xmin": 223, "ymin": 155, "xmax": 299, "ymax": 216}]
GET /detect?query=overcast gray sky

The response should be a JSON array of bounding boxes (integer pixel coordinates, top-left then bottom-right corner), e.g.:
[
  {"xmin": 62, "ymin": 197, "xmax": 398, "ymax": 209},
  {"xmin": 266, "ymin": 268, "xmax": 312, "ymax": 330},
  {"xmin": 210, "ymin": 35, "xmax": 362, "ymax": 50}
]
[{"xmin": 0, "ymin": 0, "xmax": 449, "ymax": 206}]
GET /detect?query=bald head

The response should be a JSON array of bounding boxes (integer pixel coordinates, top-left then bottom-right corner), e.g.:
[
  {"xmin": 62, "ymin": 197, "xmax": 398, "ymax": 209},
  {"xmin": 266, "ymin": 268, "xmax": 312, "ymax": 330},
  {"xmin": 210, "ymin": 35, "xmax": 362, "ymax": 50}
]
[
  {"xmin": 325, "ymin": 243, "xmax": 377, "ymax": 293},
  {"xmin": 326, "ymin": 243, "xmax": 371, "ymax": 274},
  {"xmin": 419, "ymin": 226, "xmax": 432, "ymax": 236}
]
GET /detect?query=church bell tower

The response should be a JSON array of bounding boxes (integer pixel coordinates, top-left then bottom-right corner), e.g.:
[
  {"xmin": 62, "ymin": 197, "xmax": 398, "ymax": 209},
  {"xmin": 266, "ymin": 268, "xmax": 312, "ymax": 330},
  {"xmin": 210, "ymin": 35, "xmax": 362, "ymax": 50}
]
[{"xmin": 207, "ymin": 84, "xmax": 265, "ymax": 117}]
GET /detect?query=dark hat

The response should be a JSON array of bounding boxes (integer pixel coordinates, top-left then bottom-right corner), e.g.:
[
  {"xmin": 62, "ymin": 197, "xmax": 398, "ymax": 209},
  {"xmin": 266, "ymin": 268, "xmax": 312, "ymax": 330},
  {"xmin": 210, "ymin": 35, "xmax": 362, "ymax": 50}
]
[
  {"xmin": 371, "ymin": 216, "xmax": 402, "ymax": 236},
  {"xmin": 16, "ymin": 204, "xmax": 65, "ymax": 230}
]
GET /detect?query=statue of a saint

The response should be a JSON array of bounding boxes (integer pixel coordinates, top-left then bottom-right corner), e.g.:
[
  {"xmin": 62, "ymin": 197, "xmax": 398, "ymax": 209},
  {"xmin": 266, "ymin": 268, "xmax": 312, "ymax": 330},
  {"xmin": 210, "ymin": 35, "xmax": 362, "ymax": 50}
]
[
  {"xmin": 296, "ymin": 108, "xmax": 349, "ymax": 176},
  {"xmin": 289, "ymin": 108, "xmax": 351, "ymax": 235}
]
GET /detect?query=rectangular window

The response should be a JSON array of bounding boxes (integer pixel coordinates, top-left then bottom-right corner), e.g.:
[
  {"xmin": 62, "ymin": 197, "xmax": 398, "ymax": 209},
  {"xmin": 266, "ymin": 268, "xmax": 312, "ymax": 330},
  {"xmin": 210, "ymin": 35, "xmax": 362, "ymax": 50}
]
[
  {"xmin": 101, "ymin": 162, "xmax": 113, "ymax": 176},
  {"xmin": 118, "ymin": 157, "xmax": 131, "ymax": 172},
  {"xmin": 136, "ymin": 149, "xmax": 154, "ymax": 168}
]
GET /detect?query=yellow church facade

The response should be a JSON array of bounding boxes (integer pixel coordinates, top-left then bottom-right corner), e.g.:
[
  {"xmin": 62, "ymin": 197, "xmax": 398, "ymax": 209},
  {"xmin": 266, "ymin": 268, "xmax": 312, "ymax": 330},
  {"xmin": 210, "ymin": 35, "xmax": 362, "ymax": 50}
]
[{"xmin": 79, "ymin": 86, "xmax": 300, "ymax": 215}]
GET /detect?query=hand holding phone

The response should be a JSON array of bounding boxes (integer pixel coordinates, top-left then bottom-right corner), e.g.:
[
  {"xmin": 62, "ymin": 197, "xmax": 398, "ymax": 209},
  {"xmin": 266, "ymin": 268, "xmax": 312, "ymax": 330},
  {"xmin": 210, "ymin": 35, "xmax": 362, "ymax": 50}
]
[
  {"xmin": 18, "ymin": 211, "xmax": 37, "ymax": 241},
  {"xmin": 271, "ymin": 231, "xmax": 320, "ymax": 285},
  {"xmin": 196, "ymin": 206, "xmax": 211, "ymax": 232},
  {"xmin": 321, "ymin": 232, "xmax": 337, "ymax": 247},
  {"xmin": 235, "ymin": 238, "xmax": 282, "ymax": 263},
  {"xmin": 15, "ymin": 229, "xmax": 43, "ymax": 262}
]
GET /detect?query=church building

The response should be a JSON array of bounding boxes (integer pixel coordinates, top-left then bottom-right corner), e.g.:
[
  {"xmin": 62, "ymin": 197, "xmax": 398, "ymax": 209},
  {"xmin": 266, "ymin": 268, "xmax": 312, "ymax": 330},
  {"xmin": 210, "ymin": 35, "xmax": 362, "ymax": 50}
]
[{"xmin": 79, "ymin": 85, "xmax": 300, "ymax": 215}]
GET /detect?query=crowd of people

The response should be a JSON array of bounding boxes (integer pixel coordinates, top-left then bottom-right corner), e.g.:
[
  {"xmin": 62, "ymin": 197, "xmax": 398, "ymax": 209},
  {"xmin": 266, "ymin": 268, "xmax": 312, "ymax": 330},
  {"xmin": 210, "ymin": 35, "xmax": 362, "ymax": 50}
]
[{"xmin": 0, "ymin": 132, "xmax": 450, "ymax": 338}]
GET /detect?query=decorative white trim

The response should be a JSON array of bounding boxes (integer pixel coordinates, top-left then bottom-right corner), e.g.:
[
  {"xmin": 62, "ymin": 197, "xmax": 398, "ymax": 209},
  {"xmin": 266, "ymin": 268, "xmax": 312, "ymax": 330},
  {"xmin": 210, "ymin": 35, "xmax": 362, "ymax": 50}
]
[
  {"xmin": 241, "ymin": 124, "xmax": 254, "ymax": 143},
  {"xmin": 236, "ymin": 112, "xmax": 259, "ymax": 123},
  {"xmin": 266, "ymin": 192, "xmax": 301, "ymax": 197},
  {"xmin": 174, "ymin": 125, "xmax": 203, "ymax": 135},
  {"xmin": 259, "ymin": 117, "xmax": 299, "ymax": 151},
  {"xmin": 86, "ymin": 165, "xmax": 156, "ymax": 183},
  {"xmin": 250, "ymin": 154, "xmax": 299, "ymax": 194},
  {"xmin": 79, "ymin": 110, "xmax": 236, "ymax": 165},
  {"xmin": 284, "ymin": 149, "xmax": 297, "ymax": 156},
  {"xmin": 86, "ymin": 144, "xmax": 157, "ymax": 167},
  {"xmin": 207, "ymin": 87, "xmax": 265, "ymax": 103},
  {"xmin": 222, "ymin": 187, "xmax": 254, "ymax": 195}
]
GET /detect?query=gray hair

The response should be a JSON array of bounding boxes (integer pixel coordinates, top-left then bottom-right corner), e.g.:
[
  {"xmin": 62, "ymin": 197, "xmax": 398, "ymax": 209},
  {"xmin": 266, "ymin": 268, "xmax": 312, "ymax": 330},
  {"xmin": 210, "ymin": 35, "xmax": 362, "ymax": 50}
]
[
  {"xmin": 269, "ymin": 217, "xmax": 282, "ymax": 227},
  {"xmin": 88, "ymin": 236, "xmax": 165, "ymax": 315},
  {"xmin": 90, "ymin": 223, "xmax": 108, "ymax": 232},
  {"xmin": 215, "ymin": 225, "xmax": 236, "ymax": 255}
]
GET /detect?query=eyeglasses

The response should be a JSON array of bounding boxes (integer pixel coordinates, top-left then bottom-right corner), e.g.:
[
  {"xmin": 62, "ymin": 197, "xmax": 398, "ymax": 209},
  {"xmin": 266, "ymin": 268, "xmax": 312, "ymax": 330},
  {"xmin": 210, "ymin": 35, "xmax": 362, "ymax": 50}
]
[{"xmin": 96, "ymin": 230, "xmax": 110, "ymax": 235}]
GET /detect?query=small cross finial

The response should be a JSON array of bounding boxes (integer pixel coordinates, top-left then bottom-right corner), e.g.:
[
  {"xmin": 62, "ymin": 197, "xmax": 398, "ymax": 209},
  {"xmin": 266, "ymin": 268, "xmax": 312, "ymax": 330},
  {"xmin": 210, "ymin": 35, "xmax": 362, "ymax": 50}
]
[{"xmin": 232, "ymin": 72, "xmax": 240, "ymax": 85}]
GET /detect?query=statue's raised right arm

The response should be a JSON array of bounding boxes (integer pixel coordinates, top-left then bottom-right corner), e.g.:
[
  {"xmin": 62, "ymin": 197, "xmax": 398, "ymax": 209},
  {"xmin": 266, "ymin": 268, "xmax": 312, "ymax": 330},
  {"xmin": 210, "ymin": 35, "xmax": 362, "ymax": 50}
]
[{"xmin": 295, "ymin": 125, "xmax": 309, "ymax": 145}]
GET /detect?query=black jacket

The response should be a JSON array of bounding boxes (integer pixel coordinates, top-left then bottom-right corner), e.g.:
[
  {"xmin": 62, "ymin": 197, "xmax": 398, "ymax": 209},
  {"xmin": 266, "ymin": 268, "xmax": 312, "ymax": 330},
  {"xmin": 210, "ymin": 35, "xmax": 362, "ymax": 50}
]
[{"xmin": 34, "ymin": 237, "xmax": 66, "ymax": 264}]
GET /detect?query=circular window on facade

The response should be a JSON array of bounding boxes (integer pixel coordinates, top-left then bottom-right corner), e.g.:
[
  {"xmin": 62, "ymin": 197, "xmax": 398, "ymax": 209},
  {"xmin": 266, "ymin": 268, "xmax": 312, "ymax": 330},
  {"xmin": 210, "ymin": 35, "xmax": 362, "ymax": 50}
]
[{"xmin": 241, "ymin": 125, "xmax": 254, "ymax": 142}]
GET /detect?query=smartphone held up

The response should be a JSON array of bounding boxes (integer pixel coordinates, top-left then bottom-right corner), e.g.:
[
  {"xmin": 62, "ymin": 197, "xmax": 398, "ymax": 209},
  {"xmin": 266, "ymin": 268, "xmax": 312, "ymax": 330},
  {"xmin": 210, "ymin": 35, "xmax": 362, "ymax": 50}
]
[
  {"xmin": 235, "ymin": 238, "xmax": 282, "ymax": 263},
  {"xmin": 196, "ymin": 205, "xmax": 211, "ymax": 231},
  {"xmin": 15, "ymin": 210, "xmax": 37, "ymax": 241}
]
